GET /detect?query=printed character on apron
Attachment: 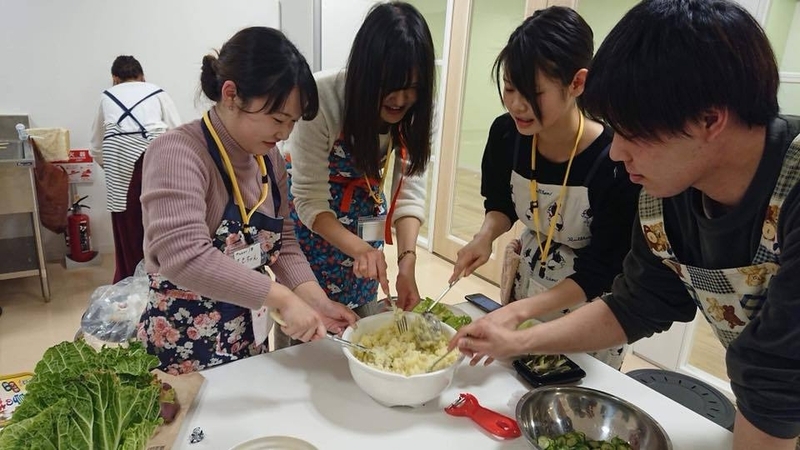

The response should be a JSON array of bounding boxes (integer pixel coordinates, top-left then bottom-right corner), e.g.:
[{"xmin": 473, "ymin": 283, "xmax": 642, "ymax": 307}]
[
  {"xmin": 637, "ymin": 141, "xmax": 800, "ymax": 352},
  {"xmin": 506, "ymin": 117, "xmax": 628, "ymax": 369},
  {"xmin": 137, "ymin": 112, "xmax": 283, "ymax": 375},
  {"xmin": 287, "ymin": 133, "xmax": 405, "ymax": 312}
]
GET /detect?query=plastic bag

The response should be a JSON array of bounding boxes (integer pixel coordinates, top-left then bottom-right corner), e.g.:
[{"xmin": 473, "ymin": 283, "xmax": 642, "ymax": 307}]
[{"xmin": 80, "ymin": 261, "xmax": 150, "ymax": 343}]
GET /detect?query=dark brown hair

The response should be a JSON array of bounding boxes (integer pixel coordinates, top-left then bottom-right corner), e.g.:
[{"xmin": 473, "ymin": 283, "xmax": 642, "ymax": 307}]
[
  {"xmin": 200, "ymin": 27, "xmax": 318, "ymax": 120},
  {"xmin": 493, "ymin": 6, "xmax": 593, "ymax": 121},
  {"xmin": 111, "ymin": 56, "xmax": 144, "ymax": 81}
]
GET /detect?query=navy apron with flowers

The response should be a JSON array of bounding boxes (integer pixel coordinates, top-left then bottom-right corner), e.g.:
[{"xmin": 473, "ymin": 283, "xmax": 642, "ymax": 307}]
[
  {"xmin": 137, "ymin": 115, "xmax": 283, "ymax": 375},
  {"xmin": 639, "ymin": 137, "xmax": 800, "ymax": 350},
  {"xmin": 287, "ymin": 134, "xmax": 402, "ymax": 310}
]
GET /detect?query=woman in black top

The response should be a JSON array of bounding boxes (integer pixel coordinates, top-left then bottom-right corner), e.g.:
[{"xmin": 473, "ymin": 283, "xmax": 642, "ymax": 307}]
[{"xmin": 449, "ymin": 6, "xmax": 640, "ymax": 368}]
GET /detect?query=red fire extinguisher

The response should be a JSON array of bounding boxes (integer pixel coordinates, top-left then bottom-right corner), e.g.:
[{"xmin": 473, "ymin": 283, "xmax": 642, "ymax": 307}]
[{"xmin": 67, "ymin": 195, "xmax": 96, "ymax": 262}]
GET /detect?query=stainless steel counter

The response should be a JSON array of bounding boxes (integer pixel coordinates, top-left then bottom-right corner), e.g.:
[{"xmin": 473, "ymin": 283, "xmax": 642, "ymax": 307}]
[
  {"xmin": 0, "ymin": 116, "xmax": 50, "ymax": 303},
  {"xmin": 0, "ymin": 140, "xmax": 33, "ymax": 167}
]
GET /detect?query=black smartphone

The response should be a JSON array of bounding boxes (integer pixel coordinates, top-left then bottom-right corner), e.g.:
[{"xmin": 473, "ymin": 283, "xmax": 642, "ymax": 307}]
[
  {"xmin": 512, "ymin": 354, "xmax": 586, "ymax": 388},
  {"xmin": 465, "ymin": 293, "xmax": 502, "ymax": 313}
]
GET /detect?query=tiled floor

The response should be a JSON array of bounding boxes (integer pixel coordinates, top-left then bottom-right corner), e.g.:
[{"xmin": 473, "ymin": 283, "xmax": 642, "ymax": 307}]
[
  {"xmin": 0, "ymin": 246, "xmax": 655, "ymax": 375},
  {"xmin": 0, "ymin": 254, "xmax": 115, "ymax": 374}
]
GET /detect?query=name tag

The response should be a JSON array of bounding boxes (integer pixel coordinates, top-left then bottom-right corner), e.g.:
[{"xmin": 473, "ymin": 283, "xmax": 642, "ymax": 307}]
[
  {"xmin": 358, "ymin": 216, "xmax": 386, "ymax": 242},
  {"xmin": 233, "ymin": 243, "xmax": 261, "ymax": 269}
]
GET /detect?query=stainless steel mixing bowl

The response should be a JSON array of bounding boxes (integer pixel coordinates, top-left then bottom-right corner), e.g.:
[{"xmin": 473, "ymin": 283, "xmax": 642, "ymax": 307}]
[{"xmin": 516, "ymin": 386, "xmax": 672, "ymax": 449}]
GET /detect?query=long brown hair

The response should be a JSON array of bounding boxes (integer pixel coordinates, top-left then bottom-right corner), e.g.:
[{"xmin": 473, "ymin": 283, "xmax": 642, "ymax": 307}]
[{"xmin": 342, "ymin": 2, "xmax": 435, "ymax": 178}]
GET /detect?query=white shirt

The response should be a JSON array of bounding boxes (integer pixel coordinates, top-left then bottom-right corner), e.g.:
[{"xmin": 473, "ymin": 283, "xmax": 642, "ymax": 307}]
[
  {"xmin": 283, "ymin": 69, "xmax": 427, "ymax": 230},
  {"xmin": 89, "ymin": 81, "xmax": 181, "ymax": 165}
]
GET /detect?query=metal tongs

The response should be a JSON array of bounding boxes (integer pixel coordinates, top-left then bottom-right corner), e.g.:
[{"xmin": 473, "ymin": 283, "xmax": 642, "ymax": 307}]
[{"xmin": 326, "ymin": 332, "xmax": 372, "ymax": 353}]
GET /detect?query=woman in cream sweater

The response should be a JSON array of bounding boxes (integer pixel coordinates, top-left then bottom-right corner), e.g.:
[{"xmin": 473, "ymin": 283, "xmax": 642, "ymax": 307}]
[{"xmin": 284, "ymin": 2, "xmax": 435, "ymax": 317}]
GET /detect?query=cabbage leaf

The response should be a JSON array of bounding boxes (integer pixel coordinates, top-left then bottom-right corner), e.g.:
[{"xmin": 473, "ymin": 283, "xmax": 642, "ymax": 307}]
[{"xmin": 0, "ymin": 341, "xmax": 162, "ymax": 450}]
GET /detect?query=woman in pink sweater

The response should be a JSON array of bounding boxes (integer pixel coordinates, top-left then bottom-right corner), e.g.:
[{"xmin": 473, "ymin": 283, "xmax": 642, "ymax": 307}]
[{"xmin": 137, "ymin": 27, "xmax": 358, "ymax": 374}]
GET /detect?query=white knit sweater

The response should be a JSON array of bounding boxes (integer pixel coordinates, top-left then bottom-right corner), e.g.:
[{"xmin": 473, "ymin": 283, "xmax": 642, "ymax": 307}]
[{"xmin": 283, "ymin": 69, "xmax": 427, "ymax": 231}]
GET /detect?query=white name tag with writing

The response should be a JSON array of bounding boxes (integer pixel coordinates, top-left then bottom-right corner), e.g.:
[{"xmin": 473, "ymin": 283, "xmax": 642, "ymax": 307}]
[
  {"xmin": 233, "ymin": 243, "xmax": 261, "ymax": 269},
  {"xmin": 358, "ymin": 216, "xmax": 386, "ymax": 242}
]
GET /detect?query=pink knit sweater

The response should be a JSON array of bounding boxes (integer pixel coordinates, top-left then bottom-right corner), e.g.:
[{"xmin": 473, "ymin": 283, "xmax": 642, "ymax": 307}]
[{"xmin": 141, "ymin": 108, "xmax": 317, "ymax": 310}]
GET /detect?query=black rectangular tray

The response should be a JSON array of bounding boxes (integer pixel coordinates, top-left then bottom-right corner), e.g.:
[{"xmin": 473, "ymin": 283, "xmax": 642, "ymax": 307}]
[{"xmin": 512, "ymin": 354, "xmax": 586, "ymax": 388}]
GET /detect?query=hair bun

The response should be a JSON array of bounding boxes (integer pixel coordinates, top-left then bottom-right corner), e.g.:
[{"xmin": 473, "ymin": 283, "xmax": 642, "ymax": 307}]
[{"xmin": 200, "ymin": 54, "xmax": 221, "ymax": 101}]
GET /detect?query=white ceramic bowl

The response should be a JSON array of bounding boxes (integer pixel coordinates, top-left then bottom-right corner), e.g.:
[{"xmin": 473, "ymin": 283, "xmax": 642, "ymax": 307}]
[{"xmin": 341, "ymin": 311, "xmax": 461, "ymax": 407}]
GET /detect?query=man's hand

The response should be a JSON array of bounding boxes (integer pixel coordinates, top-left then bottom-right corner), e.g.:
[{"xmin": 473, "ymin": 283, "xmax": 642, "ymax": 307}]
[
  {"xmin": 483, "ymin": 300, "xmax": 527, "ymax": 330},
  {"xmin": 448, "ymin": 318, "xmax": 525, "ymax": 366}
]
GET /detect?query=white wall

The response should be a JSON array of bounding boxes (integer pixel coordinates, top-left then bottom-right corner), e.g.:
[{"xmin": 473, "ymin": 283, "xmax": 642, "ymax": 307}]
[
  {"xmin": 280, "ymin": 0, "xmax": 317, "ymax": 69},
  {"xmin": 0, "ymin": 0, "xmax": 280, "ymax": 259},
  {"xmin": 733, "ymin": 0, "xmax": 771, "ymax": 23},
  {"xmin": 321, "ymin": 0, "xmax": 378, "ymax": 70}
]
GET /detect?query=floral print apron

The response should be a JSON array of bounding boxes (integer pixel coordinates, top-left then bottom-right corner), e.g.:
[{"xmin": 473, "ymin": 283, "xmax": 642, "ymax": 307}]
[
  {"xmin": 287, "ymin": 134, "xmax": 404, "ymax": 309},
  {"xmin": 137, "ymin": 117, "xmax": 283, "ymax": 375},
  {"xmin": 639, "ymin": 140, "xmax": 800, "ymax": 350}
]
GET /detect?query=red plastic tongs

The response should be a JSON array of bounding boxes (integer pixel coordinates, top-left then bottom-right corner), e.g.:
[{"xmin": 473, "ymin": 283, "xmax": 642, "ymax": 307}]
[{"xmin": 445, "ymin": 393, "xmax": 521, "ymax": 439}]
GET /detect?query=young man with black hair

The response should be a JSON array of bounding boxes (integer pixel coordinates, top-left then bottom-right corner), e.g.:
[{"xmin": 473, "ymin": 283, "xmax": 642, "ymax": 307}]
[{"xmin": 450, "ymin": 1, "xmax": 800, "ymax": 447}]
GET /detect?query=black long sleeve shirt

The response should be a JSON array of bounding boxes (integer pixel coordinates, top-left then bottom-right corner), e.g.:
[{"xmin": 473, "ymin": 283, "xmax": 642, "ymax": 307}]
[
  {"xmin": 605, "ymin": 116, "xmax": 800, "ymax": 439},
  {"xmin": 481, "ymin": 113, "xmax": 640, "ymax": 299}
]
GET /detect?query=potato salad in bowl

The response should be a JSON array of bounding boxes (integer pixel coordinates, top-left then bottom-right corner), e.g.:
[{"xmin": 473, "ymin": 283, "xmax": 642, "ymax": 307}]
[
  {"xmin": 354, "ymin": 312, "xmax": 459, "ymax": 376},
  {"xmin": 341, "ymin": 311, "xmax": 463, "ymax": 407}
]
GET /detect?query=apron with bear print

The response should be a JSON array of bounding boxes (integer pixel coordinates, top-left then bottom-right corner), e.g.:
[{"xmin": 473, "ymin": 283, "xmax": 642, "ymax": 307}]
[{"xmin": 638, "ymin": 139, "xmax": 800, "ymax": 349}]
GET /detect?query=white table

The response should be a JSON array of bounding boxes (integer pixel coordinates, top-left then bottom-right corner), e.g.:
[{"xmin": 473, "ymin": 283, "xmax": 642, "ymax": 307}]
[{"xmin": 175, "ymin": 303, "xmax": 733, "ymax": 449}]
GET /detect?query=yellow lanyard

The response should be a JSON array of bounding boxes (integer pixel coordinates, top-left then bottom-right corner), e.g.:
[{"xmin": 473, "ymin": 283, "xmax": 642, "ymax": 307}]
[
  {"xmin": 364, "ymin": 134, "xmax": 394, "ymax": 206},
  {"xmin": 529, "ymin": 113, "xmax": 585, "ymax": 265},
  {"xmin": 203, "ymin": 112, "xmax": 269, "ymax": 225}
]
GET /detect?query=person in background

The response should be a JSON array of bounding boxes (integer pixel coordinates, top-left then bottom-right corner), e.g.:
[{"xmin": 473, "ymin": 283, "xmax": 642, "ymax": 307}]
[
  {"xmin": 284, "ymin": 2, "xmax": 435, "ymax": 319},
  {"xmin": 449, "ymin": 7, "xmax": 639, "ymax": 369},
  {"xmin": 451, "ymin": 1, "xmax": 800, "ymax": 447},
  {"xmin": 90, "ymin": 55, "xmax": 182, "ymax": 283},
  {"xmin": 137, "ymin": 27, "xmax": 358, "ymax": 374}
]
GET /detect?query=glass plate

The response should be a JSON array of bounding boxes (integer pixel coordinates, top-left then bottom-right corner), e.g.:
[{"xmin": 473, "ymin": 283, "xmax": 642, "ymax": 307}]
[{"xmin": 229, "ymin": 436, "xmax": 318, "ymax": 450}]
